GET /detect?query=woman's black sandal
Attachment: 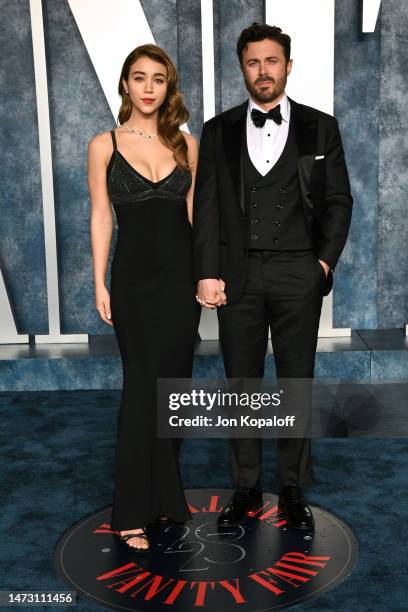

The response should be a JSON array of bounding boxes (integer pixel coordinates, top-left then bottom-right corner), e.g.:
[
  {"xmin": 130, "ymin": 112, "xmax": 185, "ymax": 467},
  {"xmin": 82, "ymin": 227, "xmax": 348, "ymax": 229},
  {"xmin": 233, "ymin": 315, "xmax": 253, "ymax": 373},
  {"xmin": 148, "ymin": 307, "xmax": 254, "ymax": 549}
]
[{"xmin": 119, "ymin": 528, "xmax": 150, "ymax": 551}]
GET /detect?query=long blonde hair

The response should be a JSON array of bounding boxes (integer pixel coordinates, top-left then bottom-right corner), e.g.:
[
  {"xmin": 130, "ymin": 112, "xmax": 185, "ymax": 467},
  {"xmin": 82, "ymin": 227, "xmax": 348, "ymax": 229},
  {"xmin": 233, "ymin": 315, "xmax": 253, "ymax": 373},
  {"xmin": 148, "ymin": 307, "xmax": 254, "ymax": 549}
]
[{"xmin": 117, "ymin": 44, "xmax": 190, "ymax": 171}]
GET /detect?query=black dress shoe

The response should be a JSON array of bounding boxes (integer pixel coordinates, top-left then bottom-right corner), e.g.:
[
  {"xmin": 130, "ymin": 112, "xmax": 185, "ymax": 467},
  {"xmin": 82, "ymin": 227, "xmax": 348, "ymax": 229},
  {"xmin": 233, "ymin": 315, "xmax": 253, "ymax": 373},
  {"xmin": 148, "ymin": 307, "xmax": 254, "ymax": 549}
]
[
  {"xmin": 278, "ymin": 486, "xmax": 314, "ymax": 530},
  {"xmin": 218, "ymin": 487, "xmax": 263, "ymax": 526}
]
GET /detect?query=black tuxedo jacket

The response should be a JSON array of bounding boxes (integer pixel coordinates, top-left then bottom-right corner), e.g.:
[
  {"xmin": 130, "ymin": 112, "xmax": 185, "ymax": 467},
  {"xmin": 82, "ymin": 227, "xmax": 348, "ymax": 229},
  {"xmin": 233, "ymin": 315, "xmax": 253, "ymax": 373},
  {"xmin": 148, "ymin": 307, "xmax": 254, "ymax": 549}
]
[{"xmin": 192, "ymin": 97, "xmax": 353, "ymax": 304}]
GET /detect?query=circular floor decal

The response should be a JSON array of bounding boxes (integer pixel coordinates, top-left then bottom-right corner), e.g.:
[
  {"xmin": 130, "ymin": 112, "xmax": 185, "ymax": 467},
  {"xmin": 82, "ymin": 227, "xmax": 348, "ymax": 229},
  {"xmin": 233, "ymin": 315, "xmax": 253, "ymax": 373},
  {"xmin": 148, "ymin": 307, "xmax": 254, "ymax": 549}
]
[{"xmin": 54, "ymin": 489, "xmax": 358, "ymax": 610}]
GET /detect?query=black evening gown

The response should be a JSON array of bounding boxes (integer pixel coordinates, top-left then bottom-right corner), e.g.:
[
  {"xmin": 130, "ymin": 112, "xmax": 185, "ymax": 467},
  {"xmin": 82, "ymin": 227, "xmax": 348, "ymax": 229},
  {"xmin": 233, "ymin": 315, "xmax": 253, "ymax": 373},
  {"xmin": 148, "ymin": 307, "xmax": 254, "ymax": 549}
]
[{"xmin": 106, "ymin": 129, "xmax": 200, "ymax": 530}]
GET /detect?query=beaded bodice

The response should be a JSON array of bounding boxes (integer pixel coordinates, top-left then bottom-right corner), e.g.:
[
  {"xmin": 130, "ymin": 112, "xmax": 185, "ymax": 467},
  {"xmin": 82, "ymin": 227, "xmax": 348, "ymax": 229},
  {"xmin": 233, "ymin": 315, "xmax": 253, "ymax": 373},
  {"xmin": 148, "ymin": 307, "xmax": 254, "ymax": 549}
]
[{"xmin": 106, "ymin": 131, "xmax": 192, "ymax": 204}]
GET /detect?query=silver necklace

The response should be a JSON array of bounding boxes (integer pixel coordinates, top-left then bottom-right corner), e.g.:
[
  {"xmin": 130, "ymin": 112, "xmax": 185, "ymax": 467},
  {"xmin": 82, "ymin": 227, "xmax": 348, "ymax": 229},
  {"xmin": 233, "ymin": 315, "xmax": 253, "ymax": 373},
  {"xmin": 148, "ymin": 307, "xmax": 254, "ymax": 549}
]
[{"xmin": 123, "ymin": 122, "xmax": 157, "ymax": 139}]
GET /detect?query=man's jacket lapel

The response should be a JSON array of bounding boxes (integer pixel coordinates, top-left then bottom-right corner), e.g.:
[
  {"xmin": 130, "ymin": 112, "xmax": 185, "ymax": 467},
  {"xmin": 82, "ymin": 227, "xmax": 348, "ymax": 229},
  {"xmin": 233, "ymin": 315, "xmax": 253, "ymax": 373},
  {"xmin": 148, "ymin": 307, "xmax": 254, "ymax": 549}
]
[
  {"xmin": 221, "ymin": 100, "xmax": 248, "ymax": 213},
  {"xmin": 289, "ymin": 97, "xmax": 319, "ymax": 215}
]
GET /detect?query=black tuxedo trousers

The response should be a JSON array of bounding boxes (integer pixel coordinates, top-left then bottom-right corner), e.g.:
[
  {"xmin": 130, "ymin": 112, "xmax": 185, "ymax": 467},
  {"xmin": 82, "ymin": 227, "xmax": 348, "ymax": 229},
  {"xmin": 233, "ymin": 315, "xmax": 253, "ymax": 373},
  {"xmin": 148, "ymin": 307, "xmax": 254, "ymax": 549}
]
[{"xmin": 217, "ymin": 248, "xmax": 329, "ymax": 489}]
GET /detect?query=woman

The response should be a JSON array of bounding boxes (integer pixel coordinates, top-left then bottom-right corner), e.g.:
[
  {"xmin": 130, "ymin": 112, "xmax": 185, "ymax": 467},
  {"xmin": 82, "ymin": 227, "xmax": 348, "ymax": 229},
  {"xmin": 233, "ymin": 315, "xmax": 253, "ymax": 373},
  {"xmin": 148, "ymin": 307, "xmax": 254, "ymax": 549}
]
[{"xmin": 87, "ymin": 44, "xmax": 200, "ymax": 551}]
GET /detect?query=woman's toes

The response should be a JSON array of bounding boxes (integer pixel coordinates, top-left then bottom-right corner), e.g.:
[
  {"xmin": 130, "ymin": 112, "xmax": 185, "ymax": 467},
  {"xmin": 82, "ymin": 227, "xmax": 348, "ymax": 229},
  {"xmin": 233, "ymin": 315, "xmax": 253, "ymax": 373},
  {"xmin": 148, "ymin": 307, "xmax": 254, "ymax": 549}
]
[{"xmin": 120, "ymin": 529, "xmax": 149, "ymax": 549}]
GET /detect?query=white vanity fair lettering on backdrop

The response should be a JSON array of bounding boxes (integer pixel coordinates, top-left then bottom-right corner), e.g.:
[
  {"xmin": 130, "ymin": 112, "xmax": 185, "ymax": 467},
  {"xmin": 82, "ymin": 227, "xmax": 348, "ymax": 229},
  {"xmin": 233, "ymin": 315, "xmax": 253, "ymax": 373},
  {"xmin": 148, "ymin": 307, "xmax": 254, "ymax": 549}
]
[
  {"xmin": 363, "ymin": 0, "xmax": 382, "ymax": 33},
  {"xmin": 33, "ymin": 0, "xmax": 88, "ymax": 344},
  {"xmin": 0, "ymin": 0, "xmax": 386, "ymax": 344}
]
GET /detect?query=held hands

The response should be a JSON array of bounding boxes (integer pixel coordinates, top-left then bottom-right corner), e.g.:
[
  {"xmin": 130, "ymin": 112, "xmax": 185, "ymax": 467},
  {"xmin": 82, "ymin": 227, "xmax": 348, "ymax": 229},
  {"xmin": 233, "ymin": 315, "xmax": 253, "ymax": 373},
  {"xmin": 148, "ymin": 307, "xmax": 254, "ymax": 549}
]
[
  {"xmin": 196, "ymin": 278, "xmax": 227, "ymax": 309},
  {"xmin": 95, "ymin": 284, "xmax": 113, "ymax": 326}
]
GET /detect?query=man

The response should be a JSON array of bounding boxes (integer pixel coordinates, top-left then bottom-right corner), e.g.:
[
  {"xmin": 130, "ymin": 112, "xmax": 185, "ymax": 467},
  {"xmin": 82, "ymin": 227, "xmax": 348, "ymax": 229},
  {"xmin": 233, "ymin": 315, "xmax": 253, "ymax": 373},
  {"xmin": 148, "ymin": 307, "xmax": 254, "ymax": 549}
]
[{"xmin": 193, "ymin": 23, "xmax": 352, "ymax": 529}]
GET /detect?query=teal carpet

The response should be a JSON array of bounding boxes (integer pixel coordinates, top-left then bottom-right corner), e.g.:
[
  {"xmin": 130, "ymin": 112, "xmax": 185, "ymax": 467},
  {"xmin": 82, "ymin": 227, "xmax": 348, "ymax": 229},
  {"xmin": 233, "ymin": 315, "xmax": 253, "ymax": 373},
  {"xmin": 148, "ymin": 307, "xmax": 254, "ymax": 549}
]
[{"xmin": 0, "ymin": 390, "xmax": 407, "ymax": 611}]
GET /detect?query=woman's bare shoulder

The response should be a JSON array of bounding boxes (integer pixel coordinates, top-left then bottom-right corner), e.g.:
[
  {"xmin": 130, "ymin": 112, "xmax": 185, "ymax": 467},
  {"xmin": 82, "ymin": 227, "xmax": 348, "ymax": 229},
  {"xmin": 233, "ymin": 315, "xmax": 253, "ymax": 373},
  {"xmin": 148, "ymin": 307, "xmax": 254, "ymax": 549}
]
[
  {"xmin": 88, "ymin": 129, "xmax": 115, "ymax": 149},
  {"xmin": 180, "ymin": 130, "xmax": 199, "ymax": 162},
  {"xmin": 88, "ymin": 129, "xmax": 115, "ymax": 160},
  {"xmin": 180, "ymin": 130, "xmax": 198, "ymax": 148}
]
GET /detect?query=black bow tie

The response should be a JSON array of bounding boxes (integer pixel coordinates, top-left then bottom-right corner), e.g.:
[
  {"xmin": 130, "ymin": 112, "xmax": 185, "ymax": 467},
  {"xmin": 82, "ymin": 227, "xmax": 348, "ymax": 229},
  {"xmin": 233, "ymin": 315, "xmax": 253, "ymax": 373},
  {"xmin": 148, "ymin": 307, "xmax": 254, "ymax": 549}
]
[{"xmin": 251, "ymin": 105, "xmax": 282, "ymax": 127}]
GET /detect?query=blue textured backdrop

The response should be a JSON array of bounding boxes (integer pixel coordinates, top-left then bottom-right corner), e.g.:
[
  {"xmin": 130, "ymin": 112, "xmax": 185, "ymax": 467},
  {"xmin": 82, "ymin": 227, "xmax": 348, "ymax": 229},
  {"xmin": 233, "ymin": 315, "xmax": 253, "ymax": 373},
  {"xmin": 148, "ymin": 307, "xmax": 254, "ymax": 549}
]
[{"xmin": 0, "ymin": 0, "xmax": 406, "ymax": 335}]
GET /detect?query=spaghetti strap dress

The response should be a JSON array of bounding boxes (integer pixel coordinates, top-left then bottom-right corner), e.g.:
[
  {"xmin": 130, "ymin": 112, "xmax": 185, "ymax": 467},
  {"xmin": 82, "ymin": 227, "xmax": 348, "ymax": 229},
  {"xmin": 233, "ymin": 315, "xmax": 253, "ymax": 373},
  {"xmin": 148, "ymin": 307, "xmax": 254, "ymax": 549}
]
[{"xmin": 106, "ymin": 129, "xmax": 200, "ymax": 530}]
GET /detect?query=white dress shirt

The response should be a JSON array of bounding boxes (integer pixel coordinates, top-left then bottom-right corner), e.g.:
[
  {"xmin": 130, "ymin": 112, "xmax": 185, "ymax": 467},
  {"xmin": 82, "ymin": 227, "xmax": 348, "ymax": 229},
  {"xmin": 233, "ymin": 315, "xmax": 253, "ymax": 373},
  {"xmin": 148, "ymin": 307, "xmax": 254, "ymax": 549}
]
[{"xmin": 246, "ymin": 93, "xmax": 291, "ymax": 176}]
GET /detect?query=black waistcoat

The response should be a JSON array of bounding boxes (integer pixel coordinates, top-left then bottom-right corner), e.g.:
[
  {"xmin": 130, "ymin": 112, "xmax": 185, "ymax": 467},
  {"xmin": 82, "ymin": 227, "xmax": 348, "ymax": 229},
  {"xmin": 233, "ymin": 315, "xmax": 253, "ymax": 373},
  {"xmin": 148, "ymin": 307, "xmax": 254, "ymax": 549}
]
[{"xmin": 242, "ymin": 119, "xmax": 312, "ymax": 250}]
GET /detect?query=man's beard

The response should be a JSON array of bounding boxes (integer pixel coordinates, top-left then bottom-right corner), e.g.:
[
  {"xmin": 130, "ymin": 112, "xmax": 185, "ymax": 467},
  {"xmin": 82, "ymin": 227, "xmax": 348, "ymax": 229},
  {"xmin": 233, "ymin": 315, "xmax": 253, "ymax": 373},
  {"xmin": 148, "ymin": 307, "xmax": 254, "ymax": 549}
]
[{"xmin": 245, "ymin": 73, "xmax": 287, "ymax": 104}]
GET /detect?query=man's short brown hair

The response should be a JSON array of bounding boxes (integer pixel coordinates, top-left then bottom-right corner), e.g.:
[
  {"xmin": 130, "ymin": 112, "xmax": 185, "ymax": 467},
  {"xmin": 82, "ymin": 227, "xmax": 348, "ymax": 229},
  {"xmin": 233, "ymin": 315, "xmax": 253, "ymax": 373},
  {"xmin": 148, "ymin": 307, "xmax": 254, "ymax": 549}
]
[{"xmin": 237, "ymin": 23, "xmax": 291, "ymax": 65}]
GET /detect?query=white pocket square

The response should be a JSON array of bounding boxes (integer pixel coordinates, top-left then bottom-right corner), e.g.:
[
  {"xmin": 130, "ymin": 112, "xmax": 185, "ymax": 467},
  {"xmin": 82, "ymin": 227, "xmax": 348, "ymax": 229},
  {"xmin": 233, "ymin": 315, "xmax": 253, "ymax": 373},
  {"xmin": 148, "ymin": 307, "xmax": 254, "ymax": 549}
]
[{"xmin": 315, "ymin": 155, "xmax": 325, "ymax": 160}]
